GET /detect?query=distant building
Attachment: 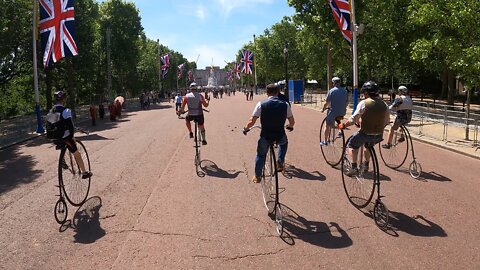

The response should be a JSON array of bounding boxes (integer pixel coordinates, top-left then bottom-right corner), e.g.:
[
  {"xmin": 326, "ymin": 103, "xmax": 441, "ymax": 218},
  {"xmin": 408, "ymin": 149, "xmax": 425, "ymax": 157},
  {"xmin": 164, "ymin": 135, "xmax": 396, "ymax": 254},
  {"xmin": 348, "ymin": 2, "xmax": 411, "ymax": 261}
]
[{"xmin": 194, "ymin": 66, "xmax": 228, "ymax": 87}]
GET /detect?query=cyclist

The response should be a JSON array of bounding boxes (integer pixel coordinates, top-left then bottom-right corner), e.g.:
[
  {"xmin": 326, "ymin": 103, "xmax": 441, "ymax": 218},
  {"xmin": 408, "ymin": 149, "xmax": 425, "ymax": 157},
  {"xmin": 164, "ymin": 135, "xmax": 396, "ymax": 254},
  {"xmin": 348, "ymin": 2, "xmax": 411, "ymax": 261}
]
[
  {"xmin": 382, "ymin": 85, "xmax": 413, "ymax": 149},
  {"xmin": 51, "ymin": 91, "xmax": 93, "ymax": 179},
  {"xmin": 320, "ymin": 77, "xmax": 348, "ymax": 146},
  {"xmin": 243, "ymin": 83, "xmax": 295, "ymax": 183},
  {"xmin": 338, "ymin": 81, "xmax": 389, "ymax": 176},
  {"xmin": 177, "ymin": 82, "xmax": 210, "ymax": 144}
]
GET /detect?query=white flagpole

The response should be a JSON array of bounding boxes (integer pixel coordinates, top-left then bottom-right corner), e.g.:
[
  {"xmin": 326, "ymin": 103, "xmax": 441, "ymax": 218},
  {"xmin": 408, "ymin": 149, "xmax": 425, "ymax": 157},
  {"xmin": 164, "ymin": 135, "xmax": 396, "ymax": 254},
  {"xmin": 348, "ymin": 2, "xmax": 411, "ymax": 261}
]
[
  {"xmin": 33, "ymin": 0, "xmax": 44, "ymax": 133},
  {"xmin": 351, "ymin": 0, "xmax": 359, "ymax": 111}
]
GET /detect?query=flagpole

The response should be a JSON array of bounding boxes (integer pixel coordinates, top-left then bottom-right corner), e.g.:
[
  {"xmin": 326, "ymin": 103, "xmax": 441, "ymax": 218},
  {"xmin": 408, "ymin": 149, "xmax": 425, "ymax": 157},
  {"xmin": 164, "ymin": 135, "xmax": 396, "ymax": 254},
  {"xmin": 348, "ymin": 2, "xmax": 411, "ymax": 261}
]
[
  {"xmin": 351, "ymin": 0, "xmax": 359, "ymax": 111},
  {"xmin": 157, "ymin": 39, "xmax": 161, "ymax": 94},
  {"xmin": 253, "ymin": 35, "xmax": 258, "ymax": 95},
  {"xmin": 33, "ymin": 0, "xmax": 44, "ymax": 134}
]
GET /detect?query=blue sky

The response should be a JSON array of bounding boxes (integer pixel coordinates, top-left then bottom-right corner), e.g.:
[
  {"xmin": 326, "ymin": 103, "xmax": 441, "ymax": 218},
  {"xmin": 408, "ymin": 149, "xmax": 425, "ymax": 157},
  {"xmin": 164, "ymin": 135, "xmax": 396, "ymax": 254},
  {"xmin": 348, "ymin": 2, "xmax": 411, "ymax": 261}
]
[{"xmin": 118, "ymin": 0, "xmax": 295, "ymax": 69}]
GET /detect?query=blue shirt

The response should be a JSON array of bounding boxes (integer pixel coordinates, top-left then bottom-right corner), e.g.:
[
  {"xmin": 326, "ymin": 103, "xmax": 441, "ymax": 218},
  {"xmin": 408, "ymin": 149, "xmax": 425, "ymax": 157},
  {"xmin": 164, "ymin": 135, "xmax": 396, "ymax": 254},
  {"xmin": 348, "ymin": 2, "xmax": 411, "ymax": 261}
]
[{"xmin": 326, "ymin": 86, "xmax": 348, "ymax": 117}]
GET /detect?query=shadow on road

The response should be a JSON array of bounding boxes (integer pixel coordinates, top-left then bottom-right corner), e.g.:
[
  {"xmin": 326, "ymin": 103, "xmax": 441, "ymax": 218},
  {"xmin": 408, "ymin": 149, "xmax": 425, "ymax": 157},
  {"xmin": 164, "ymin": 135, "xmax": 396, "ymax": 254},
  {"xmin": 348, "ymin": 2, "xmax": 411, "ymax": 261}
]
[
  {"xmin": 59, "ymin": 196, "xmax": 106, "ymax": 244},
  {"xmin": 279, "ymin": 204, "xmax": 353, "ymax": 248},
  {"xmin": 0, "ymin": 145, "xmax": 42, "ymax": 196},
  {"xmin": 283, "ymin": 164, "xmax": 326, "ymax": 181},
  {"xmin": 199, "ymin": 160, "xmax": 243, "ymax": 179}
]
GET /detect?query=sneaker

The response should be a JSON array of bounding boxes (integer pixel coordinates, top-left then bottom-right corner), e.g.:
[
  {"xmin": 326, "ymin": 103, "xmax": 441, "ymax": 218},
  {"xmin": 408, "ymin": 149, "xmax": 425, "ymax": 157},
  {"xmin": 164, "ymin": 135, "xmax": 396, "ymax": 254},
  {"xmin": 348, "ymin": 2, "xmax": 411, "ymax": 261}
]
[
  {"xmin": 320, "ymin": 140, "xmax": 328, "ymax": 146},
  {"xmin": 382, "ymin": 143, "xmax": 392, "ymax": 149},
  {"xmin": 189, "ymin": 132, "xmax": 194, "ymax": 138},
  {"xmin": 277, "ymin": 161, "xmax": 284, "ymax": 172},
  {"xmin": 251, "ymin": 176, "xmax": 261, "ymax": 183},
  {"xmin": 344, "ymin": 167, "xmax": 359, "ymax": 177},
  {"xmin": 202, "ymin": 140, "xmax": 207, "ymax": 145},
  {"xmin": 336, "ymin": 131, "xmax": 344, "ymax": 138},
  {"xmin": 82, "ymin": 171, "xmax": 93, "ymax": 179},
  {"xmin": 398, "ymin": 136, "xmax": 405, "ymax": 143}
]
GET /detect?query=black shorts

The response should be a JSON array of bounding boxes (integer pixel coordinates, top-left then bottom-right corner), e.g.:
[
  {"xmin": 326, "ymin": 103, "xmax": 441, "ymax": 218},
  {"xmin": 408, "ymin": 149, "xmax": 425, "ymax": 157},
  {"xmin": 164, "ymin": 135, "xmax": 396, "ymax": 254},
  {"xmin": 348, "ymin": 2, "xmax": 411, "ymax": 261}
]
[
  {"xmin": 186, "ymin": 115, "xmax": 204, "ymax": 125},
  {"xmin": 57, "ymin": 136, "xmax": 78, "ymax": 153}
]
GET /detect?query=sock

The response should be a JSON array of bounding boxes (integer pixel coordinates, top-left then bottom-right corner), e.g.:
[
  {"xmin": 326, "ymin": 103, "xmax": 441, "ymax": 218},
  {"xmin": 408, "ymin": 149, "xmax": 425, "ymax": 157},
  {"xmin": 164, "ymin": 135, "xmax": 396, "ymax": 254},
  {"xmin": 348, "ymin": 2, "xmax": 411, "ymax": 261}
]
[{"xmin": 201, "ymin": 129, "xmax": 206, "ymax": 141}]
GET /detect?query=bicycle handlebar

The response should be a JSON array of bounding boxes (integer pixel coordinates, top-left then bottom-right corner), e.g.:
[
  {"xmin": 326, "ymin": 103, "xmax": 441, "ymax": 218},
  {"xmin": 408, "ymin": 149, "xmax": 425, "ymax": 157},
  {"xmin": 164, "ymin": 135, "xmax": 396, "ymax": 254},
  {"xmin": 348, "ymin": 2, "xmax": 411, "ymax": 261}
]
[
  {"xmin": 178, "ymin": 109, "xmax": 210, "ymax": 115},
  {"xmin": 75, "ymin": 127, "xmax": 89, "ymax": 135},
  {"xmin": 243, "ymin": 125, "xmax": 293, "ymax": 135}
]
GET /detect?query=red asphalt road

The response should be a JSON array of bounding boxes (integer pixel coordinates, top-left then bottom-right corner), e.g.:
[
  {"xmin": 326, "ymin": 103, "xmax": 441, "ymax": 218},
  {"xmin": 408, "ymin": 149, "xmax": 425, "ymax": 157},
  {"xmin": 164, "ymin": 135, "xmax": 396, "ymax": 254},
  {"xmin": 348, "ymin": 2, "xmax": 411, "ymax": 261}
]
[{"xmin": 0, "ymin": 94, "xmax": 479, "ymax": 269}]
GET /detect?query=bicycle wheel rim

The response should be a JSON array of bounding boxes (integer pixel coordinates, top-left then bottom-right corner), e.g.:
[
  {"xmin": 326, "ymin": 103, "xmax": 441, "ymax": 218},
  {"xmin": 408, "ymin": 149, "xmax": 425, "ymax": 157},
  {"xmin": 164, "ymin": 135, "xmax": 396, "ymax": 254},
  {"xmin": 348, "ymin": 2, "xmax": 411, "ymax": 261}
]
[
  {"xmin": 341, "ymin": 148, "xmax": 376, "ymax": 208},
  {"xmin": 61, "ymin": 140, "xmax": 91, "ymax": 206},
  {"xmin": 320, "ymin": 118, "xmax": 345, "ymax": 167},
  {"xmin": 379, "ymin": 126, "xmax": 409, "ymax": 169},
  {"xmin": 275, "ymin": 204, "xmax": 283, "ymax": 236},
  {"xmin": 261, "ymin": 149, "xmax": 276, "ymax": 214},
  {"xmin": 409, "ymin": 160, "xmax": 422, "ymax": 179},
  {"xmin": 54, "ymin": 199, "xmax": 68, "ymax": 224},
  {"xmin": 374, "ymin": 201, "xmax": 389, "ymax": 228}
]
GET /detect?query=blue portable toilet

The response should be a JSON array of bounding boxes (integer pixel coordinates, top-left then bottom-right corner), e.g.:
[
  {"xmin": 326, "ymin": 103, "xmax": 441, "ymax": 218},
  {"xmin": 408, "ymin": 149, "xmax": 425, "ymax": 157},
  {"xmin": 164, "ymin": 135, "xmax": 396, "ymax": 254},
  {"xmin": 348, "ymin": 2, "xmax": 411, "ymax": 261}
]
[{"xmin": 288, "ymin": 80, "xmax": 304, "ymax": 103}]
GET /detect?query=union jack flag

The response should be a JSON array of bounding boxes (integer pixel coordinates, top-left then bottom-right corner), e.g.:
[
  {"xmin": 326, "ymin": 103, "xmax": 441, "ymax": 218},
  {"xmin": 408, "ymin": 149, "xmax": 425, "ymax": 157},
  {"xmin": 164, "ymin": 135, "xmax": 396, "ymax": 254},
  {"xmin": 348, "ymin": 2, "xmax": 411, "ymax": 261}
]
[
  {"xmin": 160, "ymin": 53, "xmax": 170, "ymax": 78},
  {"xmin": 39, "ymin": 0, "xmax": 78, "ymax": 68},
  {"xmin": 234, "ymin": 62, "xmax": 241, "ymax": 79},
  {"xmin": 241, "ymin": 49, "xmax": 254, "ymax": 75},
  {"xmin": 226, "ymin": 69, "xmax": 233, "ymax": 81},
  {"xmin": 187, "ymin": 70, "xmax": 194, "ymax": 82},
  {"xmin": 329, "ymin": 0, "xmax": 353, "ymax": 46},
  {"xmin": 177, "ymin": 63, "xmax": 185, "ymax": 80}
]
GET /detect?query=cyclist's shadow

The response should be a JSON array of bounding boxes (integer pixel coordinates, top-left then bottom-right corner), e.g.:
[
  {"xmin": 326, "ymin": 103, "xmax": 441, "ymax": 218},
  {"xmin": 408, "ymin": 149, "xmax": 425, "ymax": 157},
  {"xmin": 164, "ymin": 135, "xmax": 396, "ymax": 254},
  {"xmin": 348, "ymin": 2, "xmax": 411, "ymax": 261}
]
[
  {"xmin": 59, "ymin": 196, "xmax": 106, "ymax": 244},
  {"xmin": 198, "ymin": 160, "xmax": 243, "ymax": 180},
  {"xmin": 282, "ymin": 164, "xmax": 326, "ymax": 181},
  {"xmin": 279, "ymin": 204, "xmax": 353, "ymax": 248}
]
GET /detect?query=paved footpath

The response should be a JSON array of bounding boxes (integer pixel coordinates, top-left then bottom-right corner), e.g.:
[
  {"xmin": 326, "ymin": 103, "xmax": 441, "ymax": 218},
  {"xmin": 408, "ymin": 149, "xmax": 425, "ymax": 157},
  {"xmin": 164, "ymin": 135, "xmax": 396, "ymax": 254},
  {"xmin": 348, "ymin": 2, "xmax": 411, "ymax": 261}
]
[{"xmin": 0, "ymin": 94, "xmax": 479, "ymax": 269}]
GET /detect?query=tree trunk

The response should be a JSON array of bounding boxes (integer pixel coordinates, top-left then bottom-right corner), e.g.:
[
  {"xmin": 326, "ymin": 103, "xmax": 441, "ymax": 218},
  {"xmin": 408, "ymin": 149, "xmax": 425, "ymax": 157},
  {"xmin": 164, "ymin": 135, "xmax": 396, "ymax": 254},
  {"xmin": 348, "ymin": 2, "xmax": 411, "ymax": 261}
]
[
  {"xmin": 326, "ymin": 40, "xmax": 332, "ymax": 92},
  {"xmin": 441, "ymin": 69, "xmax": 448, "ymax": 98},
  {"xmin": 447, "ymin": 70, "xmax": 455, "ymax": 105},
  {"xmin": 45, "ymin": 68, "xmax": 53, "ymax": 110},
  {"xmin": 67, "ymin": 58, "xmax": 76, "ymax": 118}
]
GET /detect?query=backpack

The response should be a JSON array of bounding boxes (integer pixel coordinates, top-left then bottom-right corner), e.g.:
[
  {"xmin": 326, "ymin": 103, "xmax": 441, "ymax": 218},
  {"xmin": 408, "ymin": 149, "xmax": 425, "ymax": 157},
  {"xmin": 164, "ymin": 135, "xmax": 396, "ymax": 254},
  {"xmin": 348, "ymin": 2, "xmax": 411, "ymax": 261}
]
[{"xmin": 45, "ymin": 106, "xmax": 66, "ymax": 140}]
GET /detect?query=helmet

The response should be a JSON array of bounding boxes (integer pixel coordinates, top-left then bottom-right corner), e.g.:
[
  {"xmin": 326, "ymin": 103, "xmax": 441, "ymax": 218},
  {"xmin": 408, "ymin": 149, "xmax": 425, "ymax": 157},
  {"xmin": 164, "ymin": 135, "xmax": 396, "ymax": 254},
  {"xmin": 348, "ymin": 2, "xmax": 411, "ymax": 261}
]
[
  {"xmin": 190, "ymin": 82, "xmax": 197, "ymax": 89},
  {"xmin": 54, "ymin": 90, "xmax": 66, "ymax": 101},
  {"xmin": 398, "ymin": 85, "xmax": 408, "ymax": 94},
  {"xmin": 332, "ymin": 77, "xmax": 341, "ymax": 84},
  {"xmin": 361, "ymin": 81, "xmax": 378, "ymax": 95}
]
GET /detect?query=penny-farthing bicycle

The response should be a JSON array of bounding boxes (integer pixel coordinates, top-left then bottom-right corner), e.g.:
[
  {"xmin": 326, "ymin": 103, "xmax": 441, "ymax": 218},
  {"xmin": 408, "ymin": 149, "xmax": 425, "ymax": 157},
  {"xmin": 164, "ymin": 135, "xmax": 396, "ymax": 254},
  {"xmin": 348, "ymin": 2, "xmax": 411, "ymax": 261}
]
[
  {"xmin": 53, "ymin": 130, "xmax": 91, "ymax": 224},
  {"xmin": 340, "ymin": 128, "xmax": 389, "ymax": 229},
  {"xmin": 379, "ymin": 120, "xmax": 422, "ymax": 179}
]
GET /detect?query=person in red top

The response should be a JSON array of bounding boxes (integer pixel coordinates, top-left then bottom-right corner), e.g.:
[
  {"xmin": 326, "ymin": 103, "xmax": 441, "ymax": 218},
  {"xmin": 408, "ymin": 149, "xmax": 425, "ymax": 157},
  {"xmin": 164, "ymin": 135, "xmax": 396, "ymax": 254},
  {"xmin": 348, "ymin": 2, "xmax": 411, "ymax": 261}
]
[{"xmin": 177, "ymin": 83, "xmax": 210, "ymax": 144}]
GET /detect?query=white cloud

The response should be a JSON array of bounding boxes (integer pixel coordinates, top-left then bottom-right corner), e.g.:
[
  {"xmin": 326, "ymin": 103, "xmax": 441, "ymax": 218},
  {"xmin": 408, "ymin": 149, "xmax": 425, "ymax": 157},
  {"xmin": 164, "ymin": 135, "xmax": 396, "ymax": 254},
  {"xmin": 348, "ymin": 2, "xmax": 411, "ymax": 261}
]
[
  {"xmin": 216, "ymin": 0, "xmax": 274, "ymax": 17},
  {"xmin": 195, "ymin": 4, "xmax": 207, "ymax": 21}
]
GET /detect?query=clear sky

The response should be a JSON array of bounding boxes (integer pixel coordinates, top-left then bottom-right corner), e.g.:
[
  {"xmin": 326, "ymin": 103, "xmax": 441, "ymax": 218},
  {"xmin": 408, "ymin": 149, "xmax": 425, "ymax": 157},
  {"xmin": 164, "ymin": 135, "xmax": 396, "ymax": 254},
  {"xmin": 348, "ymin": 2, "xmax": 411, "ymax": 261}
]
[{"xmin": 109, "ymin": 0, "xmax": 295, "ymax": 69}]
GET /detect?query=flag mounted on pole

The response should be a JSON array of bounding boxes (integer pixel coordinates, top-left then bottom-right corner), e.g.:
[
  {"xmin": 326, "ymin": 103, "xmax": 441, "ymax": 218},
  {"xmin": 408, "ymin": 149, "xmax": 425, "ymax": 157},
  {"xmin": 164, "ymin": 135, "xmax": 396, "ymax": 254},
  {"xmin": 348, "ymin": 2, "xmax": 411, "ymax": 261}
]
[
  {"xmin": 160, "ymin": 53, "xmax": 170, "ymax": 78},
  {"xmin": 328, "ymin": 0, "xmax": 353, "ymax": 46},
  {"xmin": 234, "ymin": 63, "xmax": 241, "ymax": 79},
  {"xmin": 177, "ymin": 63, "xmax": 185, "ymax": 80},
  {"xmin": 39, "ymin": 0, "xmax": 78, "ymax": 68},
  {"xmin": 240, "ymin": 49, "xmax": 253, "ymax": 74},
  {"xmin": 187, "ymin": 70, "xmax": 194, "ymax": 82}
]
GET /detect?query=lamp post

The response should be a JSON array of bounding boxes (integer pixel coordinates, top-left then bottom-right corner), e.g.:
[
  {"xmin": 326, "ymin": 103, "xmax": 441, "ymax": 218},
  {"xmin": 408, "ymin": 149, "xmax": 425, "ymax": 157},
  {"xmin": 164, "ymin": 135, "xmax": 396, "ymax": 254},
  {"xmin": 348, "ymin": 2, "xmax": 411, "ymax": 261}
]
[{"xmin": 284, "ymin": 41, "xmax": 289, "ymax": 102}]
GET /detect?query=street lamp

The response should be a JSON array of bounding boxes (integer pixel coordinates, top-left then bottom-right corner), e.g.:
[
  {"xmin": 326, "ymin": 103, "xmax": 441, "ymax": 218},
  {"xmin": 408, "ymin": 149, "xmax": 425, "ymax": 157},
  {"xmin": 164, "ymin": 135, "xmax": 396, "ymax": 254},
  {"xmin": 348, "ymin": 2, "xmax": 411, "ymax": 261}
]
[{"xmin": 284, "ymin": 41, "xmax": 289, "ymax": 101}]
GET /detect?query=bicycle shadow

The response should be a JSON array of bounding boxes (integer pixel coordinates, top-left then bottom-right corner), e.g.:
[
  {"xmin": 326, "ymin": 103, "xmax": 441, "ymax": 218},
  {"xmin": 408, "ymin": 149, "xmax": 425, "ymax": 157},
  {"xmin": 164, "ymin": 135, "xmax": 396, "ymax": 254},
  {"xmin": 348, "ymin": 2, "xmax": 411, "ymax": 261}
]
[
  {"xmin": 394, "ymin": 168, "xmax": 451, "ymax": 182},
  {"xmin": 360, "ymin": 206, "xmax": 447, "ymax": 237},
  {"xmin": 59, "ymin": 196, "xmax": 106, "ymax": 244},
  {"xmin": 282, "ymin": 164, "xmax": 326, "ymax": 181},
  {"xmin": 279, "ymin": 204, "xmax": 353, "ymax": 248},
  {"xmin": 199, "ymin": 160, "xmax": 243, "ymax": 180}
]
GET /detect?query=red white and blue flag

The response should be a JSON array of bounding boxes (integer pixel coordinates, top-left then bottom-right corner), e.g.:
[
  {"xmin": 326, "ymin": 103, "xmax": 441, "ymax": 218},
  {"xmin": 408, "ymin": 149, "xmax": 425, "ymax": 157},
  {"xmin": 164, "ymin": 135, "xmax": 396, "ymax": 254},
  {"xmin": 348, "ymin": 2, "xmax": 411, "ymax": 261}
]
[
  {"xmin": 234, "ymin": 62, "xmax": 241, "ymax": 79},
  {"xmin": 329, "ymin": 0, "xmax": 352, "ymax": 46},
  {"xmin": 160, "ymin": 53, "xmax": 170, "ymax": 78},
  {"xmin": 39, "ymin": 0, "xmax": 78, "ymax": 68},
  {"xmin": 226, "ymin": 69, "xmax": 233, "ymax": 81},
  {"xmin": 241, "ymin": 49, "xmax": 253, "ymax": 75},
  {"xmin": 177, "ymin": 63, "xmax": 185, "ymax": 80}
]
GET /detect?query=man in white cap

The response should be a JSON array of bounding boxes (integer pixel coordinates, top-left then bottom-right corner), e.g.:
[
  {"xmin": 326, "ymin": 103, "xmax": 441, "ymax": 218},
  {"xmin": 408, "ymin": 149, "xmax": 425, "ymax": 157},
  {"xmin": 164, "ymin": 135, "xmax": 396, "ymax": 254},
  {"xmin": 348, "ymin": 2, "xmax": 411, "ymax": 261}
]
[
  {"xmin": 320, "ymin": 76, "xmax": 348, "ymax": 146},
  {"xmin": 177, "ymin": 82, "xmax": 210, "ymax": 144},
  {"xmin": 382, "ymin": 85, "xmax": 413, "ymax": 149}
]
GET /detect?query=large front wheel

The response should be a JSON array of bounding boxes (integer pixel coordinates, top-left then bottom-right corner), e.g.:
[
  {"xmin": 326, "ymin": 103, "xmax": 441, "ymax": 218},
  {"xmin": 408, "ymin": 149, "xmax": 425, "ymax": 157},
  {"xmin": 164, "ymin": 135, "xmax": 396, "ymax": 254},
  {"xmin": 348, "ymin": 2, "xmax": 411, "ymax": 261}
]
[
  {"xmin": 341, "ymin": 145, "xmax": 376, "ymax": 208},
  {"xmin": 59, "ymin": 140, "xmax": 91, "ymax": 206},
  {"xmin": 319, "ymin": 117, "xmax": 345, "ymax": 167},
  {"xmin": 379, "ymin": 125, "xmax": 409, "ymax": 169},
  {"xmin": 261, "ymin": 148, "xmax": 277, "ymax": 214}
]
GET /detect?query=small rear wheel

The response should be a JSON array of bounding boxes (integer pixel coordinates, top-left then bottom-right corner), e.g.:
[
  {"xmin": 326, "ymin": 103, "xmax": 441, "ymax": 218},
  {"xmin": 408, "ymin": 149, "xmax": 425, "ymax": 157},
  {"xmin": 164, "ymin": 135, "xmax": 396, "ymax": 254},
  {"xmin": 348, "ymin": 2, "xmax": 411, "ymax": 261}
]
[
  {"xmin": 409, "ymin": 160, "xmax": 422, "ymax": 179},
  {"xmin": 373, "ymin": 200, "xmax": 389, "ymax": 229},
  {"xmin": 54, "ymin": 199, "xmax": 68, "ymax": 224}
]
